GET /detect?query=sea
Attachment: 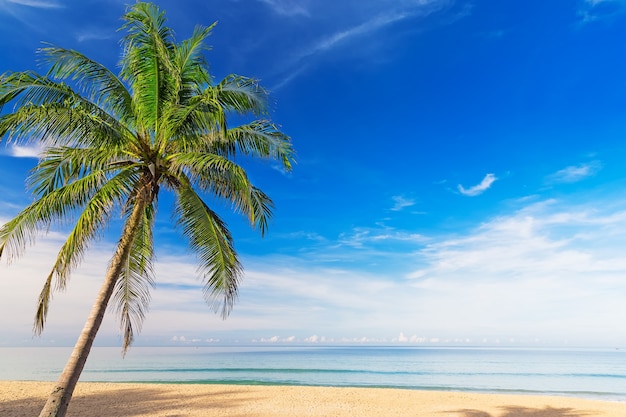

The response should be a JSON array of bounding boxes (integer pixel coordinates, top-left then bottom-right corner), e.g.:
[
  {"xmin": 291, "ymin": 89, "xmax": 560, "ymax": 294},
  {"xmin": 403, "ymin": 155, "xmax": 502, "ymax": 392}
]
[{"xmin": 1, "ymin": 346, "xmax": 626, "ymax": 402}]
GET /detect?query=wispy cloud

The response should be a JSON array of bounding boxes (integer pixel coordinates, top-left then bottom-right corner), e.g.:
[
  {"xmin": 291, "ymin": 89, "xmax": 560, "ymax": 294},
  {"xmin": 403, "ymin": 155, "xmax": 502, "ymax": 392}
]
[
  {"xmin": 4, "ymin": 0, "xmax": 63, "ymax": 8},
  {"xmin": 257, "ymin": 0, "xmax": 309, "ymax": 16},
  {"xmin": 306, "ymin": 12, "xmax": 410, "ymax": 57},
  {"xmin": 276, "ymin": 10, "xmax": 414, "ymax": 83},
  {"xmin": 337, "ymin": 227, "xmax": 426, "ymax": 248},
  {"xmin": 391, "ymin": 196, "xmax": 416, "ymax": 211},
  {"xmin": 546, "ymin": 161, "xmax": 602, "ymax": 184},
  {"xmin": 578, "ymin": 0, "xmax": 626, "ymax": 23},
  {"xmin": 408, "ymin": 198, "xmax": 626, "ymax": 284},
  {"xmin": 0, "ymin": 0, "xmax": 64, "ymax": 29},
  {"xmin": 273, "ymin": 0, "xmax": 457, "ymax": 89},
  {"xmin": 76, "ymin": 28, "xmax": 115, "ymax": 43},
  {"xmin": 457, "ymin": 173, "xmax": 497, "ymax": 196}
]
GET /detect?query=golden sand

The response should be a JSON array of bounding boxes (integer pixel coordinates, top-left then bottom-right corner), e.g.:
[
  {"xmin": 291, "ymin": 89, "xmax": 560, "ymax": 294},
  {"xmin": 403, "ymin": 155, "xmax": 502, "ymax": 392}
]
[{"xmin": 1, "ymin": 381, "xmax": 624, "ymax": 417}]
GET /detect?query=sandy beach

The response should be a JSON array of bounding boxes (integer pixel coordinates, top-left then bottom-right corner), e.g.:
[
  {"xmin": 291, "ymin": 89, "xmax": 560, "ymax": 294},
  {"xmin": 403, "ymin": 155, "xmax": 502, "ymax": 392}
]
[{"xmin": 1, "ymin": 381, "xmax": 624, "ymax": 417}]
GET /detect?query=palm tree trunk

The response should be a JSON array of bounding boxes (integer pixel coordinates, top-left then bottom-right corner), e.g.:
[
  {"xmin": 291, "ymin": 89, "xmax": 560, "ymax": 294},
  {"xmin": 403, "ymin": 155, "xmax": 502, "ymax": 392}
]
[{"xmin": 38, "ymin": 196, "xmax": 148, "ymax": 417}]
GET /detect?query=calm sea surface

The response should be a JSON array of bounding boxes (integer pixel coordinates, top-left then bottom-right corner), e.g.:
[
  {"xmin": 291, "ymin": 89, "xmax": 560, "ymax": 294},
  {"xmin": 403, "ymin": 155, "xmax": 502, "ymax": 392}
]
[{"xmin": 1, "ymin": 346, "xmax": 625, "ymax": 401}]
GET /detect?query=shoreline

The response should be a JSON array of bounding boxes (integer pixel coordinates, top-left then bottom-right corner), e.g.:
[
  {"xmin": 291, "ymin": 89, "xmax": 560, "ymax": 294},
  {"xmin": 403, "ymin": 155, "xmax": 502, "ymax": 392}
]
[{"xmin": 2, "ymin": 381, "xmax": 626, "ymax": 417}]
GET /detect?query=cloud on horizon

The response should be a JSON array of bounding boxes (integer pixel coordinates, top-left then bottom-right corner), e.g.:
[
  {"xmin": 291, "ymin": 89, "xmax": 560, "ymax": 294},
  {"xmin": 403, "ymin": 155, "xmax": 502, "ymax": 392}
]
[{"xmin": 4, "ymin": 190, "xmax": 626, "ymax": 347}]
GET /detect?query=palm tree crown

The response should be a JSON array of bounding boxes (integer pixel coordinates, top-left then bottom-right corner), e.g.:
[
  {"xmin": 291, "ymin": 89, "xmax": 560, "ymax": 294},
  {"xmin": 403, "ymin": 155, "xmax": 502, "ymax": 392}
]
[{"xmin": 0, "ymin": 2, "xmax": 294, "ymax": 352}]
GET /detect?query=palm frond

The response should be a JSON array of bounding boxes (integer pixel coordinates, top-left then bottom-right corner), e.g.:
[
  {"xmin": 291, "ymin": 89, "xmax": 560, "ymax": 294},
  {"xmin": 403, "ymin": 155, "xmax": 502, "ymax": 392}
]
[
  {"xmin": 168, "ymin": 152, "xmax": 273, "ymax": 233},
  {"xmin": 33, "ymin": 169, "xmax": 142, "ymax": 335},
  {"xmin": 113, "ymin": 202, "xmax": 155, "ymax": 354},
  {"xmin": 219, "ymin": 120, "xmax": 294, "ymax": 171},
  {"xmin": 159, "ymin": 88, "xmax": 227, "ymax": 150},
  {"xmin": 175, "ymin": 23, "xmax": 215, "ymax": 101},
  {"xmin": 122, "ymin": 2, "xmax": 174, "ymax": 50},
  {"xmin": 0, "ymin": 77, "xmax": 134, "ymax": 149},
  {"xmin": 216, "ymin": 74, "xmax": 268, "ymax": 116},
  {"xmin": 33, "ymin": 272, "xmax": 53, "ymax": 335},
  {"xmin": 0, "ymin": 71, "xmax": 72, "ymax": 113},
  {"xmin": 0, "ymin": 170, "xmax": 109, "ymax": 263},
  {"xmin": 47, "ymin": 170, "xmax": 139, "ymax": 287},
  {"xmin": 28, "ymin": 146, "xmax": 136, "ymax": 198},
  {"xmin": 248, "ymin": 186, "xmax": 274, "ymax": 237},
  {"xmin": 121, "ymin": 2, "xmax": 177, "ymax": 137},
  {"xmin": 40, "ymin": 45, "xmax": 134, "ymax": 124},
  {"xmin": 162, "ymin": 76, "xmax": 267, "ymax": 145},
  {"xmin": 173, "ymin": 180, "xmax": 242, "ymax": 318}
]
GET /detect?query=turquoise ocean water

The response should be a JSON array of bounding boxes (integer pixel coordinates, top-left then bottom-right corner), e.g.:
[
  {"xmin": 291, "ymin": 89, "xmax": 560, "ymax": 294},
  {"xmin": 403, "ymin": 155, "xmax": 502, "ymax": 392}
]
[{"xmin": 1, "ymin": 346, "xmax": 625, "ymax": 402}]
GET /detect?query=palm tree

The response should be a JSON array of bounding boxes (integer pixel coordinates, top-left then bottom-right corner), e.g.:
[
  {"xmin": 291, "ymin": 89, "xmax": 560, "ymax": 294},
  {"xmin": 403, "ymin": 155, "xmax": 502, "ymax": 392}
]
[{"xmin": 0, "ymin": 3, "xmax": 293, "ymax": 416}]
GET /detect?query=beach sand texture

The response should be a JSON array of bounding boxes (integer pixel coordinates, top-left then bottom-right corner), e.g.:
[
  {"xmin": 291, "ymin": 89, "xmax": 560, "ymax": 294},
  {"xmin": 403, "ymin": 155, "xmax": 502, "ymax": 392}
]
[{"xmin": 1, "ymin": 381, "xmax": 625, "ymax": 417}]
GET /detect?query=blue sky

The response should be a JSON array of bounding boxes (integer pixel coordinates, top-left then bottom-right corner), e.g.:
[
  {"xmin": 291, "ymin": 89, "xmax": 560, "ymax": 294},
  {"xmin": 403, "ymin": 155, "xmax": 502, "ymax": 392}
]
[{"xmin": 2, "ymin": 0, "xmax": 626, "ymax": 348}]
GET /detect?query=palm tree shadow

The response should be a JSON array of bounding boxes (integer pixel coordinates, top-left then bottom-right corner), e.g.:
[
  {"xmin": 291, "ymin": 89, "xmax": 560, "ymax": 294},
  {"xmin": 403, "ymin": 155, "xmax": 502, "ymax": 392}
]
[
  {"xmin": 454, "ymin": 406, "xmax": 592, "ymax": 417},
  {"xmin": 1, "ymin": 385, "xmax": 261, "ymax": 417}
]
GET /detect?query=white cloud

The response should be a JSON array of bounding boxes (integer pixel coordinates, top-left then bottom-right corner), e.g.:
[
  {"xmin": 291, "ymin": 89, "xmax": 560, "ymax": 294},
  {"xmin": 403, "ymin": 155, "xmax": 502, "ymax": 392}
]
[
  {"xmin": 257, "ymin": 0, "xmax": 309, "ymax": 16},
  {"xmin": 5, "ymin": 0, "xmax": 62, "ymax": 8},
  {"xmin": 305, "ymin": 334, "xmax": 319, "ymax": 342},
  {"xmin": 311, "ymin": 12, "xmax": 410, "ymax": 55},
  {"xmin": 273, "ymin": 0, "xmax": 455, "ymax": 88},
  {"xmin": 4, "ymin": 192, "xmax": 626, "ymax": 347},
  {"xmin": 578, "ymin": 0, "xmax": 626, "ymax": 23},
  {"xmin": 546, "ymin": 161, "xmax": 601, "ymax": 184},
  {"xmin": 405, "ymin": 198, "xmax": 626, "ymax": 343},
  {"xmin": 76, "ymin": 29, "xmax": 114, "ymax": 43},
  {"xmin": 457, "ymin": 173, "xmax": 497, "ymax": 196},
  {"xmin": 391, "ymin": 196, "xmax": 416, "ymax": 211},
  {"xmin": 2, "ymin": 144, "xmax": 44, "ymax": 158},
  {"xmin": 584, "ymin": 0, "xmax": 625, "ymax": 6},
  {"xmin": 0, "ymin": 0, "xmax": 62, "ymax": 29},
  {"xmin": 273, "ymin": 10, "xmax": 413, "ymax": 88},
  {"xmin": 336, "ymin": 227, "xmax": 426, "ymax": 249}
]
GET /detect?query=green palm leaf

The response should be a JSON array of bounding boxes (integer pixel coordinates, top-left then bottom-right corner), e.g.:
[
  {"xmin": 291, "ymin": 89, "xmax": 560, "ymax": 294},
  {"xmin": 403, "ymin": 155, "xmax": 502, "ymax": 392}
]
[
  {"xmin": 169, "ymin": 152, "xmax": 274, "ymax": 233},
  {"xmin": 41, "ymin": 45, "xmax": 134, "ymax": 124},
  {"xmin": 0, "ymin": 171, "xmax": 109, "ymax": 262},
  {"xmin": 221, "ymin": 120, "xmax": 294, "ymax": 171},
  {"xmin": 27, "ymin": 146, "xmax": 135, "ymax": 197},
  {"xmin": 121, "ymin": 2, "xmax": 176, "ymax": 137},
  {"xmin": 175, "ymin": 23, "xmax": 215, "ymax": 98},
  {"xmin": 0, "ymin": 79, "xmax": 133, "ymax": 149},
  {"xmin": 113, "ymin": 202, "xmax": 155, "ymax": 353},
  {"xmin": 174, "ymin": 181, "xmax": 242, "ymax": 318},
  {"xmin": 216, "ymin": 74, "xmax": 268, "ymax": 116}
]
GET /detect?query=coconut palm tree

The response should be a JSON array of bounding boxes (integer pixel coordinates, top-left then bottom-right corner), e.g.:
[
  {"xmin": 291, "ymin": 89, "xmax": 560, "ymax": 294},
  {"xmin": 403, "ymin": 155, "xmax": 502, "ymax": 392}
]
[{"xmin": 0, "ymin": 3, "xmax": 293, "ymax": 416}]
